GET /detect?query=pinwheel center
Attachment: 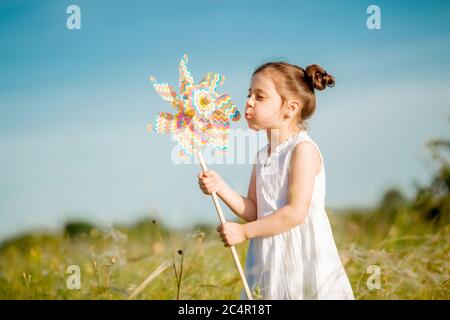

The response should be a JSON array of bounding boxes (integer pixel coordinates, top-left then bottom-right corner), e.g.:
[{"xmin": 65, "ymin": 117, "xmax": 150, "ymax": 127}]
[{"xmin": 199, "ymin": 96, "xmax": 212, "ymax": 108}]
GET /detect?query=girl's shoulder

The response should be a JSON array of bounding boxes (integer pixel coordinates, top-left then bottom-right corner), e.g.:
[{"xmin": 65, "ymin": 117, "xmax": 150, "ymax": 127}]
[{"xmin": 290, "ymin": 134, "xmax": 324, "ymax": 176}]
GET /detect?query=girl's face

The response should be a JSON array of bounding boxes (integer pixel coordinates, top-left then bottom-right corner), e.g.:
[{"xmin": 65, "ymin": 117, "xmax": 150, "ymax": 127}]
[{"xmin": 245, "ymin": 72, "xmax": 284, "ymax": 131}]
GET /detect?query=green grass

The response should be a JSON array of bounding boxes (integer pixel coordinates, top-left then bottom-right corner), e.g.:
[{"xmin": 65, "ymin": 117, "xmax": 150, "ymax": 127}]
[{"xmin": 0, "ymin": 206, "xmax": 448, "ymax": 299}]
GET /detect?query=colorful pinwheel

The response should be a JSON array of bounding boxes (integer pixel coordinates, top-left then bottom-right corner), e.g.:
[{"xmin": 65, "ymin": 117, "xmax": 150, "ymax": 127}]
[
  {"xmin": 147, "ymin": 54, "xmax": 252, "ymax": 299},
  {"xmin": 148, "ymin": 54, "xmax": 240, "ymax": 159}
]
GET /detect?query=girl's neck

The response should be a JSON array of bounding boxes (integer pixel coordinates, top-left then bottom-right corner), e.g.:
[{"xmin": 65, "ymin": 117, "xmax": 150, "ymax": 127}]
[{"xmin": 266, "ymin": 125, "xmax": 305, "ymax": 156}]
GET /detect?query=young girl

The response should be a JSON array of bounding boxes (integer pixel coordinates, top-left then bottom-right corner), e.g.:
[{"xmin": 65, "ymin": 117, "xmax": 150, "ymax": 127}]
[{"xmin": 198, "ymin": 61, "xmax": 354, "ymax": 300}]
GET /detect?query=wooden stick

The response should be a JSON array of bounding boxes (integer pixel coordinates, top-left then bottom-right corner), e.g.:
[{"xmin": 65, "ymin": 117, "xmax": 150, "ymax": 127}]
[{"xmin": 196, "ymin": 151, "xmax": 253, "ymax": 300}]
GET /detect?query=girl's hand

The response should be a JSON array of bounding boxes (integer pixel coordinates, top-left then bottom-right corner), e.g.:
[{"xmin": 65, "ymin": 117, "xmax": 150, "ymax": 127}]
[
  {"xmin": 198, "ymin": 170, "xmax": 224, "ymax": 195},
  {"xmin": 217, "ymin": 222, "xmax": 247, "ymax": 247}
]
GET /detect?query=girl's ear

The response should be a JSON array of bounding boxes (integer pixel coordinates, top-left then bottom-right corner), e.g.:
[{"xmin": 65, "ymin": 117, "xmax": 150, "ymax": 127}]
[{"xmin": 286, "ymin": 99, "xmax": 302, "ymax": 118}]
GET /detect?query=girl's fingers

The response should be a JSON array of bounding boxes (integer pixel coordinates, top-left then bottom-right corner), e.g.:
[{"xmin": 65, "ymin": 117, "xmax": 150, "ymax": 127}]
[
  {"xmin": 204, "ymin": 171, "xmax": 216, "ymax": 179},
  {"xmin": 199, "ymin": 173, "xmax": 212, "ymax": 181},
  {"xmin": 199, "ymin": 176, "xmax": 210, "ymax": 184}
]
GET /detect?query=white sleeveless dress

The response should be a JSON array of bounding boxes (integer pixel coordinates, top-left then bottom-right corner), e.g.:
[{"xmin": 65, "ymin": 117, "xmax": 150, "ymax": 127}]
[{"xmin": 241, "ymin": 130, "xmax": 354, "ymax": 300}]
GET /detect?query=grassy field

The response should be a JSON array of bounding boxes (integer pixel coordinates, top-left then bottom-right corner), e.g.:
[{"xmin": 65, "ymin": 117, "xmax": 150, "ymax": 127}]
[{"xmin": 0, "ymin": 201, "xmax": 448, "ymax": 300}]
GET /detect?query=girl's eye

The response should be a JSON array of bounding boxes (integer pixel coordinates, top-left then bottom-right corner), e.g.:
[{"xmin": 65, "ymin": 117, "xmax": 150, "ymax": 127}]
[{"xmin": 246, "ymin": 94, "xmax": 264, "ymax": 99}]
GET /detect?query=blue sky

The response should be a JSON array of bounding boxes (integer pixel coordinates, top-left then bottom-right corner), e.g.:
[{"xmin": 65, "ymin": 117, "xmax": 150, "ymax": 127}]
[{"xmin": 1, "ymin": 0, "xmax": 449, "ymax": 241}]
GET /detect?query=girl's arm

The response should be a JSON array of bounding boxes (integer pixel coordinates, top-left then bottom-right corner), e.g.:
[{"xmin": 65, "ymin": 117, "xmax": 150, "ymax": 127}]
[
  {"xmin": 243, "ymin": 141, "xmax": 320, "ymax": 239},
  {"xmin": 218, "ymin": 141, "xmax": 320, "ymax": 246},
  {"xmin": 198, "ymin": 164, "xmax": 257, "ymax": 222}
]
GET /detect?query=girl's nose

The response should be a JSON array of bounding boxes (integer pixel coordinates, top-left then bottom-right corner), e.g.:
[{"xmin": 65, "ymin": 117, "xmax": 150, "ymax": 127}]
[{"xmin": 246, "ymin": 98, "xmax": 254, "ymax": 109}]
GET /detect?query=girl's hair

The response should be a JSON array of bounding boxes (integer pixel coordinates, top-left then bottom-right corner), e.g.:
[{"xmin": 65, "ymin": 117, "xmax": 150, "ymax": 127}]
[{"xmin": 253, "ymin": 62, "xmax": 335, "ymax": 129}]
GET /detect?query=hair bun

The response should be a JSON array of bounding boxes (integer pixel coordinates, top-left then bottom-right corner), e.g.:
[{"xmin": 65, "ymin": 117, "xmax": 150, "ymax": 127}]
[{"xmin": 305, "ymin": 64, "xmax": 335, "ymax": 91}]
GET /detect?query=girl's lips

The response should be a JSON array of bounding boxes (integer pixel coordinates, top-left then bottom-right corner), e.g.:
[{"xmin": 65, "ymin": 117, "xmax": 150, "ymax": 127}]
[{"xmin": 245, "ymin": 113, "xmax": 252, "ymax": 120}]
